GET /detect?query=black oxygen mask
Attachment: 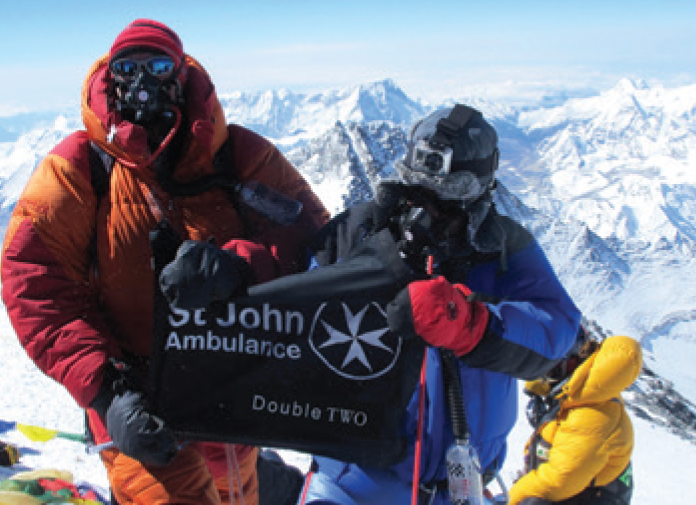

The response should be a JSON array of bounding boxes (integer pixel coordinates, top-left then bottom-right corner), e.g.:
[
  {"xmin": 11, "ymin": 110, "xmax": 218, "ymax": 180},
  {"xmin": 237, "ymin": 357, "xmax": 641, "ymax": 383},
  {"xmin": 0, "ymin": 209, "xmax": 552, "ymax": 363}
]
[
  {"xmin": 110, "ymin": 52, "xmax": 182, "ymax": 127},
  {"xmin": 114, "ymin": 70, "xmax": 173, "ymax": 125}
]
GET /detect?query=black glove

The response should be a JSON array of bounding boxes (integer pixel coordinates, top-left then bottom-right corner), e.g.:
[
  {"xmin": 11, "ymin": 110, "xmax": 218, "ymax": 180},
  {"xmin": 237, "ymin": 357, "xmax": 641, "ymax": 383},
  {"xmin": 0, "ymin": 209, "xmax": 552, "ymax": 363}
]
[
  {"xmin": 257, "ymin": 450, "xmax": 305, "ymax": 505},
  {"xmin": 105, "ymin": 389, "xmax": 178, "ymax": 466},
  {"xmin": 90, "ymin": 362, "xmax": 177, "ymax": 467},
  {"xmin": 372, "ymin": 179, "xmax": 410, "ymax": 230},
  {"xmin": 159, "ymin": 240, "xmax": 256, "ymax": 310}
]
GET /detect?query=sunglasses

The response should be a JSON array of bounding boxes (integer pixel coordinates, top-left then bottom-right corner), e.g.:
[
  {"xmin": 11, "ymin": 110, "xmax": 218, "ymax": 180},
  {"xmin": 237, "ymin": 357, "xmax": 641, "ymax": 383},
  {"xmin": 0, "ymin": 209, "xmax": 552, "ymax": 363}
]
[{"xmin": 111, "ymin": 55, "xmax": 176, "ymax": 79}]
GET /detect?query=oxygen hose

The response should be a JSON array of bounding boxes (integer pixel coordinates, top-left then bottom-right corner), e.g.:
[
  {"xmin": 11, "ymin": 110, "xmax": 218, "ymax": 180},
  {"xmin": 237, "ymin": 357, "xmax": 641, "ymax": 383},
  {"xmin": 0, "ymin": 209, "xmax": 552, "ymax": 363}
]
[
  {"xmin": 411, "ymin": 255, "xmax": 434, "ymax": 505},
  {"xmin": 116, "ymin": 107, "xmax": 182, "ymax": 170},
  {"xmin": 440, "ymin": 349, "xmax": 468, "ymax": 441}
]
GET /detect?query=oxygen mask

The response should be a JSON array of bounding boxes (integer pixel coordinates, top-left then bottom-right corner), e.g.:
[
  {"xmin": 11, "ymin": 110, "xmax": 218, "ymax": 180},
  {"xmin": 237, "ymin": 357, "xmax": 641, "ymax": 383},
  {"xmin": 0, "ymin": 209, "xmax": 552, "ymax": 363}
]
[{"xmin": 110, "ymin": 53, "xmax": 181, "ymax": 126}]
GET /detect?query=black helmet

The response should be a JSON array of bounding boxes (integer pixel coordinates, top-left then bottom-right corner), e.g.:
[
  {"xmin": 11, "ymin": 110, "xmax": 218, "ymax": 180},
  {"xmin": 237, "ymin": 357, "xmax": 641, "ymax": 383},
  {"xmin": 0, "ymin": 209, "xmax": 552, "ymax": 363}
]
[{"xmin": 395, "ymin": 104, "xmax": 499, "ymax": 209}]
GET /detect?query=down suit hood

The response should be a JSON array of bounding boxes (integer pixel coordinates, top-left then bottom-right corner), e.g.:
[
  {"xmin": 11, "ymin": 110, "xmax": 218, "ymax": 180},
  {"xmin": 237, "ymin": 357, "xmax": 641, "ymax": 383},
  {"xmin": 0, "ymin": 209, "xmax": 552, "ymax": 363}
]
[
  {"xmin": 559, "ymin": 335, "xmax": 642, "ymax": 407},
  {"xmin": 508, "ymin": 336, "xmax": 642, "ymax": 505},
  {"xmin": 81, "ymin": 52, "xmax": 226, "ymax": 169}
]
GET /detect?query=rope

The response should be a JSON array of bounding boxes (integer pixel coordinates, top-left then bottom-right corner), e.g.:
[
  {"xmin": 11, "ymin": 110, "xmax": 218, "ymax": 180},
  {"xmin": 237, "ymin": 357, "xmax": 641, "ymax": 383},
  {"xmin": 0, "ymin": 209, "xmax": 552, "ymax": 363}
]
[
  {"xmin": 225, "ymin": 444, "xmax": 246, "ymax": 505},
  {"xmin": 411, "ymin": 254, "xmax": 434, "ymax": 505},
  {"xmin": 411, "ymin": 352, "xmax": 429, "ymax": 505}
]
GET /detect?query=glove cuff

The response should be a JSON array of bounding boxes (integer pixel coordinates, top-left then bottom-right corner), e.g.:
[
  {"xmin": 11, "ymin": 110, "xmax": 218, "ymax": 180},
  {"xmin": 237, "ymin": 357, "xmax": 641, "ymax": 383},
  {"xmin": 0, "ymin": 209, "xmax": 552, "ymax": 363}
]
[
  {"xmin": 447, "ymin": 284, "xmax": 490, "ymax": 356},
  {"xmin": 220, "ymin": 250, "xmax": 256, "ymax": 294},
  {"xmin": 88, "ymin": 359, "xmax": 135, "ymax": 418},
  {"xmin": 89, "ymin": 376, "xmax": 115, "ymax": 418}
]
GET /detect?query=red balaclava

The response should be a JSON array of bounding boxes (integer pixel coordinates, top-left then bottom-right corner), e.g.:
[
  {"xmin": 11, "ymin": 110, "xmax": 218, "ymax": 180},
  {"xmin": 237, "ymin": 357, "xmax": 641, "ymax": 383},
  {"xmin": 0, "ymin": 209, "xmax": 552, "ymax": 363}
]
[
  {"xmin": 109, "ymin": 19, "xmax": 186, "ymax": 86},
  {"xmin": 103, "ymin": 19, "xmax": 187, "ymax": 167}
]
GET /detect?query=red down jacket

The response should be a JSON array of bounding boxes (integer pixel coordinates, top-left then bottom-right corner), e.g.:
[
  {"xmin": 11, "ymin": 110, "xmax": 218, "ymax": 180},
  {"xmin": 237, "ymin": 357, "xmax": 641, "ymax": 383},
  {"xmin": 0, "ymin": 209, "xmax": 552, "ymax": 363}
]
[{"xmin": 1, "ymin": 52, "xmax": 329, "ymax": 504}]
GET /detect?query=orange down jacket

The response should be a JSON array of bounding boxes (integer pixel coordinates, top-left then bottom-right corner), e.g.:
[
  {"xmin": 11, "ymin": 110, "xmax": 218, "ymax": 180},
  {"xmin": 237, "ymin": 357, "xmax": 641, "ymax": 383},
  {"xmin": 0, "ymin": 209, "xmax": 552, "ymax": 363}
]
[
  {"xmin": 1, "ymin": 52, "xmax": 328, "ymax": 503},
  {"xmin": 508, "ymin": 336, "xmax": 642, "ymax": 505}
]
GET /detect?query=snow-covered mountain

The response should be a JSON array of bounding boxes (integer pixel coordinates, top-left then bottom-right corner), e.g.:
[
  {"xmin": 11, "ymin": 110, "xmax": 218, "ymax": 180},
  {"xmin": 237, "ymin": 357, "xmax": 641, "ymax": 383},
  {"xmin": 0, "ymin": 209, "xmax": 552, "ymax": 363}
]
[
  {"xmin": 218, "ymin": 78, "xmax": 428, "ymax": 150},
  {"xmin": 1, "ymin": 77, "xmax": 696, "ymax": 420},
  {"xmin": 507, "ymin": 79, "xmax": 696, "ymax": 405}
]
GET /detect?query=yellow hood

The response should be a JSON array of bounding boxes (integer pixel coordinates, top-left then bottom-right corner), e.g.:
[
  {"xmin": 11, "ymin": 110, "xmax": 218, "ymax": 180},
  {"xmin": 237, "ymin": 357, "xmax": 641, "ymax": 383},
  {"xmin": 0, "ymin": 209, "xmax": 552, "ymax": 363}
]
[{"xmin": 561, "ymin": 336, "xmax": 642, "ymax": 406}]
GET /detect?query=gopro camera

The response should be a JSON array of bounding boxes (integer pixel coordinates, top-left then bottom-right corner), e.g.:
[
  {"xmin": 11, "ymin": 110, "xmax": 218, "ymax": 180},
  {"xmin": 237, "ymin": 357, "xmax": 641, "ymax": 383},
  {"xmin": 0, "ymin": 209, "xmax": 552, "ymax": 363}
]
[{"xmin": 410, "ymin": 139, "xmax": 453, "ymax": 175}]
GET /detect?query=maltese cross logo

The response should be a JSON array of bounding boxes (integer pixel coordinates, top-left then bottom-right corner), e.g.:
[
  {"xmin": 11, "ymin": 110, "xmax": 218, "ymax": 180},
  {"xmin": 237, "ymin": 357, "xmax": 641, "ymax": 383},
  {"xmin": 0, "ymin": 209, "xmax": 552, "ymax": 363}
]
[{"xmin": 309, "ymin": 301, "xmax": 402, "ymax": 380}]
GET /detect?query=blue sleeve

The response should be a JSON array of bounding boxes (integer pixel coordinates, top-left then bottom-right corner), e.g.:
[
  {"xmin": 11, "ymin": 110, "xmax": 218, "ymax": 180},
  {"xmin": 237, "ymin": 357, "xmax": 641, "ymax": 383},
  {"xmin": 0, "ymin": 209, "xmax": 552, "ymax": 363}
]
[
  {"xmin": 461, "ymin": 239, "xmax": 581, "ymax": 380},
  {"xmin": 307, "ymin": 253, "xmax": 321, "ymax": 271}
]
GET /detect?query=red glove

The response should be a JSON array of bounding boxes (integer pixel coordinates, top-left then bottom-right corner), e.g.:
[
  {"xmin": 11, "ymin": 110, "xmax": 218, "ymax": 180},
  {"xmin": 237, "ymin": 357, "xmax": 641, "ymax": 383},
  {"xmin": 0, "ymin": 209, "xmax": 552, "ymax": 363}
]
[{"xmin": 387, "ymin": 276, "xmax": 489, "ymax": 356}]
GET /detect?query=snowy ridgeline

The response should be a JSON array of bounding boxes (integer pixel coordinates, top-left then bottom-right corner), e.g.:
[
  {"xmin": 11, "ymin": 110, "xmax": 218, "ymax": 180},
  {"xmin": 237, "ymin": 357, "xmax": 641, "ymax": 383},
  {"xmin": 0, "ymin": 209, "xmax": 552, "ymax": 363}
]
[{"xmin": 582, "ymin": 319, "xmax": 696, "ymax": 444}]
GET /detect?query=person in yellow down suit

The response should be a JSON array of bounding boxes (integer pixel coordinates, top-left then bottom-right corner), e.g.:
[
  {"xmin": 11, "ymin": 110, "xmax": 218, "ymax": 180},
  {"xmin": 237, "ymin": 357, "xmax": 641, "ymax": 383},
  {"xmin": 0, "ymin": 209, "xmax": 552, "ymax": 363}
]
[{"xmin": 508, "ymin": 330, "xmax": 642, "ymax": 505}]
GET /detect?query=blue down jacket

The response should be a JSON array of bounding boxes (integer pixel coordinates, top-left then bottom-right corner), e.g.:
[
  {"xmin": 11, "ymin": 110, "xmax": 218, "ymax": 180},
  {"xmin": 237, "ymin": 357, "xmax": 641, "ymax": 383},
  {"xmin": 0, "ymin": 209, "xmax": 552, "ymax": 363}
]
[{"xmin": 299, "ymin": 201, "xmax": 581, "ymax": 505}]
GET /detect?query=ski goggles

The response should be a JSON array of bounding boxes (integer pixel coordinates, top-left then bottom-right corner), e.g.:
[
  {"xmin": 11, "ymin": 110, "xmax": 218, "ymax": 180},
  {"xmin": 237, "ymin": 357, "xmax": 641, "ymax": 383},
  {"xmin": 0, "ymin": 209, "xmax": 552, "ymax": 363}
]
[{"xmin": 110, "ymin": 55, "xmax": 176, "ymax": 79}]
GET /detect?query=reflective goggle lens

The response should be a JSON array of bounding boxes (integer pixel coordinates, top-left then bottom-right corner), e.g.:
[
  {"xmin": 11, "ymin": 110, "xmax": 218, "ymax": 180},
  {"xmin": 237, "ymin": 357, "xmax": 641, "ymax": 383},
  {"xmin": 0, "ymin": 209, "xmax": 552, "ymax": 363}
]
[
  {"xmin": 111, "ymin": 56, "xmax": 175, "ymax": 78},
  {"xmin": 147, "ymin": 56, "xmax": 175, "ymax": 76},
  {"xmin": 112, "ymin": 59, "xmax": 138, "ymax": 77}
]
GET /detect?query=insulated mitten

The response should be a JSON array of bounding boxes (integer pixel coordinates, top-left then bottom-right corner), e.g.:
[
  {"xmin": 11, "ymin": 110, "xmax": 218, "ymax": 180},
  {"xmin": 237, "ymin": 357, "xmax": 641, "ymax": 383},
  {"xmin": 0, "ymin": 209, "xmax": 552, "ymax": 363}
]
[
  {"xmin": 90, "ymin": 362, "xmax": 177, "ymax": 467},
  {"xmin": 159, "ymin": 240, "xmax": 256, "ymax": 310},
  {"xmin": 257, "ymin": 449, "xmax": 305, "ymax": 505},
  {"xmin": 372, "ymin": 179, "xmax": 410, "ymax": 229},
  {"xmin": 386, "ymin": 276, "xmax": 489, "ymax": 356},
  {"xmin": 105, "ymin": 389, "xmax": 178, "ymax": 466}
]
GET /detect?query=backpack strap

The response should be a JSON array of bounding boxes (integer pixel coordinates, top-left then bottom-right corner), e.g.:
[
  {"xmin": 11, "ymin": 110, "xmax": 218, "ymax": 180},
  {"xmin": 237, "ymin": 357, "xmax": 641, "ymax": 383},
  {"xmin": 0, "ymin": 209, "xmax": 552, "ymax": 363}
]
[
  {"xmin": 526, "ymin": 399, "xmax": 560, "ymax": 472},
  {"xmin": 212, "ymin": 138, "xmax": 252, "ymax": 236},
  {"xmin": 88, "ymin": 138, "xmax": 239, "ymax": 199},
  {"xmin": 87, "ymin": 142, "xmax": 115, "ymax": 283},
  {"xmin": 88, "ymin": 141, "xmax": 115, "ymax": 202},
  {"xmin": 212, "ymin": 137, "xmax": 237, "ymax": 179},
  {"xmin": 217, "ymin": 138, "xmax": 264, "ymax": 237}
]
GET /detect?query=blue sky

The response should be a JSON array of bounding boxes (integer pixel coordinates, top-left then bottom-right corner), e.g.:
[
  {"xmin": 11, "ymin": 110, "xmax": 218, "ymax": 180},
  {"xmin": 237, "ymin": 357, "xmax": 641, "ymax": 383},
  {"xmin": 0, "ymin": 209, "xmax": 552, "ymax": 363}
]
[{"xmin": 2, "ymin": 0, "xmax": 696, "ymax": 113}]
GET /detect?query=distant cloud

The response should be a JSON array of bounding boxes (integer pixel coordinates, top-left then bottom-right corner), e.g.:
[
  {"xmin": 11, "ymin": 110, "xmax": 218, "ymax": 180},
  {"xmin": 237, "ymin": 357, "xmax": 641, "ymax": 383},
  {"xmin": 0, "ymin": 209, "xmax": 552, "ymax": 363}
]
[{"xmin": 254, "ymin": 42, "xmax": 368, "ymax": 56}]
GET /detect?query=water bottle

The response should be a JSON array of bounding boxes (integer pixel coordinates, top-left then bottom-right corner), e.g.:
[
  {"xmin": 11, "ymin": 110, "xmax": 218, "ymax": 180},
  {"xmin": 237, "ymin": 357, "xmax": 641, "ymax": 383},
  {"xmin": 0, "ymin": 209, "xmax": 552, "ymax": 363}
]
[
  {"xmin": 446, "ymin": 440, "xmax": 485, "ymax": 505},
  {"xmin": 238, "ymin": 181, "xmax": 303, "ymax": 225}
]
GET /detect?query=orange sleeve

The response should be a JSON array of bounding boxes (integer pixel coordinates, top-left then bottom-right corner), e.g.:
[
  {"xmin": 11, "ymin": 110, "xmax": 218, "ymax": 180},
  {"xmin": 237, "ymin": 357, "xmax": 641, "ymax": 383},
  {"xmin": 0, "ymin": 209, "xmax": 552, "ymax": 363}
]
[{"xmin": 1, "ymin": 131, "xmax": 119, "ymax": 408}]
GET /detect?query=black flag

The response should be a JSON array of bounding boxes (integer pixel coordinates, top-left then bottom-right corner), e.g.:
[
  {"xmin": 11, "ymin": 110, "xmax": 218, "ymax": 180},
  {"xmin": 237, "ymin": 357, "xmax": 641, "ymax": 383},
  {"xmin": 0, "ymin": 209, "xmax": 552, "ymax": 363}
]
[{"xmin": 149, "ymin": 229, "xmax": 425, "ymax": 467}]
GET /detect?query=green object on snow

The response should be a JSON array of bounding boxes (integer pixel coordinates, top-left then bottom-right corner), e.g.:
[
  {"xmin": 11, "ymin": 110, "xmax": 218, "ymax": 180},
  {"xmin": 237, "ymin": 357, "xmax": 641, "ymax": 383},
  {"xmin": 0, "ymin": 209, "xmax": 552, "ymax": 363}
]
[{"xmin": 0, "ymin": 477, "xmax": 44, "ymax": 496}]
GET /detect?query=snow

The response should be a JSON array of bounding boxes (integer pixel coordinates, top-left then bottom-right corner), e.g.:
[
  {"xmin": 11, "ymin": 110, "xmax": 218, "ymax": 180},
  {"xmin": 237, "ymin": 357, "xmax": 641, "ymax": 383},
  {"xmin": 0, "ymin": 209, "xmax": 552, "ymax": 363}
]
[
  {"xmin": 1, "ymin": 307, "xmax": 693, "ymax": 504},
  {"xmin": 0, "ymin": 322, "xmax": 109, "ymax": 493}
]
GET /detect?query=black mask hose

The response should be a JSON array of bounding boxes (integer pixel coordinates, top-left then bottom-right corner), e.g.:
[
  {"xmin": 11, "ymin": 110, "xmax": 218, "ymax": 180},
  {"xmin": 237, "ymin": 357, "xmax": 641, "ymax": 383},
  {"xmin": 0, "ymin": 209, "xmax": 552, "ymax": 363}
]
[{"xmin": 440, "ymin": 349, "xmax": 469, "ymax": 442}]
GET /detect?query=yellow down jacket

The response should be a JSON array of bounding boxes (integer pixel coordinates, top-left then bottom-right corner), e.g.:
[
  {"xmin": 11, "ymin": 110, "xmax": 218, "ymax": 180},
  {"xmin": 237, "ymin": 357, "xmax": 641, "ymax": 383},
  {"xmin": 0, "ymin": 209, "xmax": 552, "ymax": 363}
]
[{"xmin": 508, "ymin": 336, "xmax": 642, "ymax": 505}]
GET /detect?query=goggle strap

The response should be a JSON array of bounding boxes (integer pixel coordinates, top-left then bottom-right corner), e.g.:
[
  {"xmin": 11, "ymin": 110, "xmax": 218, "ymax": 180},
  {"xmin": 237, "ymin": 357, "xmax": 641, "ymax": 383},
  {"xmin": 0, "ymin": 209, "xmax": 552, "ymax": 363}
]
[
  {"xmin": 449, "ymin": 148, "xmax": 499, "ymax": 177},
  {"xmin": 171, "ymin": 56, "xmax": 184, "ymax": 80}
]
